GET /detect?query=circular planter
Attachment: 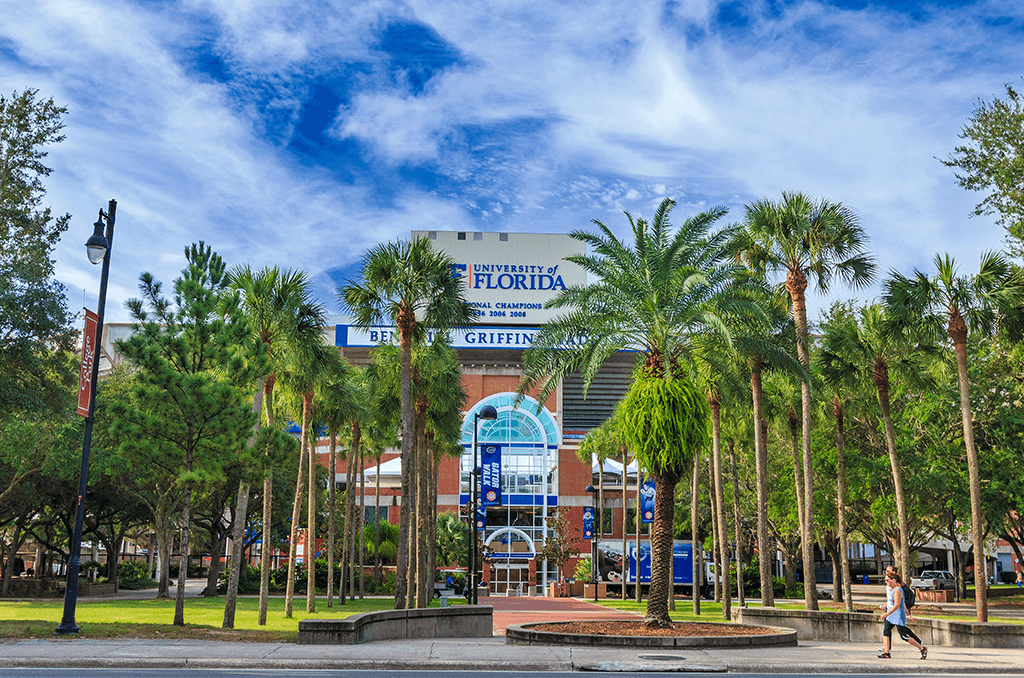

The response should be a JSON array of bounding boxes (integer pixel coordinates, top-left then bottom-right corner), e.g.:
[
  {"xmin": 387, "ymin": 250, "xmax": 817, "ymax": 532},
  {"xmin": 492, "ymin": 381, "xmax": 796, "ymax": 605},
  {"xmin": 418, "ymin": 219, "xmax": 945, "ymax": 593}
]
[{"xmin": 505, "ymin": 619, "xmax": 798, "ymax": 648}]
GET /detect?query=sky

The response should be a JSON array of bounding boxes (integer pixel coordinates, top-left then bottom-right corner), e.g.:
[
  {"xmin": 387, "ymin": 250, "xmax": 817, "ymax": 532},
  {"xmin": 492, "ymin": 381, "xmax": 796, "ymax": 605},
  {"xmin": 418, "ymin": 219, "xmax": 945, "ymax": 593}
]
[{"xmin": 3, "ymin": 0, "xmax": 1023, "ymax": 325}]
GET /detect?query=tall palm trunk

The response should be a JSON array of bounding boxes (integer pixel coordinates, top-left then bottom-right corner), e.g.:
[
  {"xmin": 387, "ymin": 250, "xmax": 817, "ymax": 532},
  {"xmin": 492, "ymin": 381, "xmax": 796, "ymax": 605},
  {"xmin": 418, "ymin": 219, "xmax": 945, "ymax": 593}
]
[
  {"xmin": 394, "ymin": 306, "xmax": 415, "ymax": 610},
  {"xmin": 425, "ymin": 443, "xmax": 436, "ymax": 606},
  {"xmin": 395, "ymin": 417, "xmax": 412, "ymax": 610},
  {"xmin": 338, "ymin": 437, "xmax": 352, "ymax": 607},
  {"xmin": 787, "ymin": 272, "xmax": 818, "ymax": 611},
  {"xmin": 787, "ymin": 410, "xmax": 806, "ymax": 583},
  {"xmin": 415, "ymin": 393, "xmax": 429, "ymax": 608},
  {"xmin": 834, "ymin": 397, "xmax": 853, "ymax": 613},
  {"xmin": 307, "ymin": 409, "xmax": 318, "ymax": 613},
  {"xmin": 224, "ymin": 379, "xmax": 265, "ymax": 627},
  {"xmin": 646, "ymin": 470, "xmax": 680, "ymax": 626},
  {"xmin": 950, "ymin": 311, "xmax": 987, "ymax": 622},
  {"xmin": 709, "ymin": 459, "xmax": 721, "ymax": 603},
  {"xmin": 729, "ymin": 440, "xmax": 744, "ymax": 607},
  {"xmin": 597, "ymin": 457, "xmax": 604, "ymax": 579},
  {"xmin": 635, "ymin": 468, "xmax": 642, "ymax": 603},
  {"xmin": 285, "ymin": 391, "xmax": 312, "ymax": 618},
  {"xmin": 691, "ymin": 456, "xmax": 700, "ymax": 615},
  {"xmin": 374, "ymin": 452, "xmax": 382, "ymax": 586},
  {"xmin": 751, "ymin": 357, "xmax": 774, "ymax": 606},
  {"xmin": 359, "ymin": 449, "xmax": 366, "ymax": 599},
  {"xmin": 621, "ymin": 447, "xmax": 629, "ymax": 590},
  {"xmin": 347, "ymin": 422, "xmax": 362, "ymax": 603},
  {"xmin": 709, "ymin": 391, "xmax": 730, "ymax": 620},
  {"xmin": 873, "ymin": 362, "xmax": 910, "ymax": 578},
  {"xmin": 258, "ymin": 371, "xmax": 277, "ymax": 626},
  {"xmin": 327, "ymin": 429, "xmax": 337, "ymax": 607}
]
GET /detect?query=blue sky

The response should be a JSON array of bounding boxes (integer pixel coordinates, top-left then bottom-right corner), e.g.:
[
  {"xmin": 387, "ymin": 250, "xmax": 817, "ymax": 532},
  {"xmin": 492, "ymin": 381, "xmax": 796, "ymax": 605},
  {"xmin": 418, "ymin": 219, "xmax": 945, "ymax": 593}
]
[{"xmin": 3, "ymin": 0, "xmax": 1022, "ymax": 324}]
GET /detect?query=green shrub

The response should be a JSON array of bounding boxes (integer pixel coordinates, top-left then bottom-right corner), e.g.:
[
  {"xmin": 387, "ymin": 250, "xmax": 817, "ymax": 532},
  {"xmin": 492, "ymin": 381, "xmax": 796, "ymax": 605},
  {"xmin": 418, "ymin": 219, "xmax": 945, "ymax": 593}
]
[
  {"xmin": 574, "ymin": 556, "xmax": 592, "ymax": 581},
  {"xmin": 216, "ymin": 564, "xmax": 261, "ymax": 594},
  {"xmin": 80, "ymin": 560, "xmax": 103, "ymax": 579},
  {"xmin": 376, "ymin": 572, "xmax": 396, "ymax": 595},
  {"xmin": 117, "ymin": 559, "xmax": 157, "ymax": 590},
  {"xmin": 999, "ymin": 570, "xmax": 1018, "ymax": 585},
  {"xmin": 168, "ymin": 562, "xmax": 207, "ymax": 578}
]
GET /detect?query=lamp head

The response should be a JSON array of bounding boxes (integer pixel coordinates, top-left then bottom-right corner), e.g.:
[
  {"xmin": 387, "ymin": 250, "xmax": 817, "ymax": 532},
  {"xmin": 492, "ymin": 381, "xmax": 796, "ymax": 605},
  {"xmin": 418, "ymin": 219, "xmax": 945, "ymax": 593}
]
[
  {"xmin": 85, "ymin": 216, "xmax": 108, "ymax": 265},
  {"xmin": 478, "ymin": 405, "xmax": 498, "ymax": 420},
  {"xmin": 584, "ymin": 484, "xmax": 595, "ymax": 494}
]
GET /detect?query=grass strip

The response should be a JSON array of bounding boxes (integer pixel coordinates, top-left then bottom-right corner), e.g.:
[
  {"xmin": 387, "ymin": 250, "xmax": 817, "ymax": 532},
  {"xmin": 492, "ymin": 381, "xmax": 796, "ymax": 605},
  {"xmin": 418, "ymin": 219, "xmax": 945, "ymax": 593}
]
[{"xmin": 0, "ymin": 595, "xmax": 405, "ymax": 641}]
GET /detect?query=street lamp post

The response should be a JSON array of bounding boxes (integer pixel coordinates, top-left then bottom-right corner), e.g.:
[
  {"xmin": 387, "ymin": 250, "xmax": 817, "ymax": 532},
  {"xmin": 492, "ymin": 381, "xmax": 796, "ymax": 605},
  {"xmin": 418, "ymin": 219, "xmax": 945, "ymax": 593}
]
[
  {"xmin": 469, "ymin": 404, "xmax": 498, "ymax": 606},
  {"xmin": 56, "ymin": 200, "xmax": 116, "ymax": 635},
  {"xmin": 585, "ymin": 484, "xmax": 598, "ymax": 602}
]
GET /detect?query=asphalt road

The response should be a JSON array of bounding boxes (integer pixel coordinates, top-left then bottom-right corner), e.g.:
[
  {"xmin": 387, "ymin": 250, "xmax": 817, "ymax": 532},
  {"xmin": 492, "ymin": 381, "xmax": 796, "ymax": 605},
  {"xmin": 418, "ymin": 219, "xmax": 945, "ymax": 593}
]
[{"xmin": 1, "ymin": 671, "xmax": 1015, "ymax": 678}]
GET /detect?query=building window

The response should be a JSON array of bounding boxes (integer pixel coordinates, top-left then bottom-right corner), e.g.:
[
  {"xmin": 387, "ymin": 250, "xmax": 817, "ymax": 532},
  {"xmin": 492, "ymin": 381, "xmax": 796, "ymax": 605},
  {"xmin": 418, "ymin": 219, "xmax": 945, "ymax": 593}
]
[
  {"xmin": 625, "ymin": 508, "xmax": 650, "ymax": 535},
  {"xmin": 427, "ymin": 231, "xmax": 437, "ymax": 239},
  {"xmin": 460, "ymin": 393, "xmax": 559, "ymax": 497},
  {"xmin": 473, "ymin": 232, "xmax": 483, "ymax": 241},
  {"xmin": 457, "ymin": 232, "xmax": 466, "ymax": 240},
  {"xmin": 499, "ymin": 233, "xmax": 508, "ymax": 242}
]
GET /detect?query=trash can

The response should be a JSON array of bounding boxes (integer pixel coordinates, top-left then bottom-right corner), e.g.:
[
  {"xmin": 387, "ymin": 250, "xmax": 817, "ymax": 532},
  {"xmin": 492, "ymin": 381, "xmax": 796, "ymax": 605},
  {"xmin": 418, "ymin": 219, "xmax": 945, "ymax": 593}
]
[
  {"xmin": 863, "ymin": 575, "xmax": 869, "ymax": 585},
  {"xmin": 440, "ymin": 595, "xmax": 448, "ymax": 608}
]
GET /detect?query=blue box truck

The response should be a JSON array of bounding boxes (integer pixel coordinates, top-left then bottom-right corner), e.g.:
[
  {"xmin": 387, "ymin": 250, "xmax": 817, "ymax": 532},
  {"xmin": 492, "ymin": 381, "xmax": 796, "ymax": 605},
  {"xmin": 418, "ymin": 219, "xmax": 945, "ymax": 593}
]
[{"xmin": 602, "ymin": 541, "xmax": 714, "ymax": 599}]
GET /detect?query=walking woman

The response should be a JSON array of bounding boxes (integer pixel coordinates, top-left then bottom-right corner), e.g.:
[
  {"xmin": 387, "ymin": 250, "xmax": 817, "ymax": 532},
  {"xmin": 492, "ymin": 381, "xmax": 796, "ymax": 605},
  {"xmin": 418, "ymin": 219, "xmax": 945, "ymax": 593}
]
[{"xmin": 879, "ymin": 572, "xmax": 927, "ymax": 659}]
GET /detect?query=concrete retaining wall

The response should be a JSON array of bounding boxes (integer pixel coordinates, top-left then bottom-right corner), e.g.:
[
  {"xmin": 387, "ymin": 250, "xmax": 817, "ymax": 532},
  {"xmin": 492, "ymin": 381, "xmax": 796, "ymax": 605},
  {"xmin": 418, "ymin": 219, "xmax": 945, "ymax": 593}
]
[
  {"xmin": 297, "ymin": 605, "xmax": 493, "ymax": 645},
  {"xmin": 506, "ymin": 621, "xmax": 798, "ymax": 647},
  {"xmin": 733, "ymin": 606, "xmax": 1024, "ymax": 648}
]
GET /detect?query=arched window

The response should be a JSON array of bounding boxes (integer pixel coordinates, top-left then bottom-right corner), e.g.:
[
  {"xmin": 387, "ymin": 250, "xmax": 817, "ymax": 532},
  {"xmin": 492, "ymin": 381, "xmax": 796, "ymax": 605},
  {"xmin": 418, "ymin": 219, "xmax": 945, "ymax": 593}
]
[{"xmin": 460, "ymin": 393, "xmax": 558, "ymax": 497}]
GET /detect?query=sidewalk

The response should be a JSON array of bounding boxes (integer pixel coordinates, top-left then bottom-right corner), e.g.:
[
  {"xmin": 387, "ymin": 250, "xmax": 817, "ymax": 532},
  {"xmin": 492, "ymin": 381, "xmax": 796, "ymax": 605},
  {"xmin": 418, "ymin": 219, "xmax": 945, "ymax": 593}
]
[
  {"xmin": 5, "ymin": 584, "xmax": 1024, "ymax": 672},
  {"xmin": 4, "ymin": 636, "xmax": 1024, "ymax": 673}
]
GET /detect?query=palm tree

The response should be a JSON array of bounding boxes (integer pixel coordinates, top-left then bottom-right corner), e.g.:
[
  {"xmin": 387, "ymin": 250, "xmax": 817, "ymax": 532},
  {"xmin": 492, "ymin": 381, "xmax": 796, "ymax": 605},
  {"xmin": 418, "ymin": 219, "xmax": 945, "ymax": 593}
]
[
  {"xmin": 225, "ymin": 266, "xmax": 325, "ymax": 627},
  {"xmin": 884, "ymin": 252, "xmax": 1024, "ymax": 622},
  {"xmin": 726, "ymin": 288, "xmax": 802, "ymax": 607},
  {"xmin": 366, "ymin": 337, "xmax": 466, "ymax": 607},
  {"xmin": 277, "ymin": 343, "xmax": 340, "ymax": 616},
  {"xmin": 761, "ymin": 370, "xmax": 806, "ymax": 593},
  {"xmin": 519, "ymin": 198, "xmax": 761, "ymax": 626},
  {"xmin": 738, "ymin": 191, "xmax": 876, "ymax": 610},
  {"xmin": 818, "ymin": 303, "xmax": 936, "ymax": 579},
  {"xmin": 578, "ymin": 411, "xmax": 632, "ymax": 589},
  {"xmin": 340, "ymin": 238, "xmax": 474, "ymax": 609},
  {"xmin": 314, "ymin": 364, "xmax": 367, "ymax": 607}
]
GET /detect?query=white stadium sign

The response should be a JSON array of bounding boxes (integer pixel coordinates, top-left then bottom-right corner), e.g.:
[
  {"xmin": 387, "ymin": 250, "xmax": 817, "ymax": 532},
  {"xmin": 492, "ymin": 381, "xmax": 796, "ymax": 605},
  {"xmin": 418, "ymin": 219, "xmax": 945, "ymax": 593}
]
[{"xmin": 412, "ymin": 230, "xmax": 586, "ymax": 326}]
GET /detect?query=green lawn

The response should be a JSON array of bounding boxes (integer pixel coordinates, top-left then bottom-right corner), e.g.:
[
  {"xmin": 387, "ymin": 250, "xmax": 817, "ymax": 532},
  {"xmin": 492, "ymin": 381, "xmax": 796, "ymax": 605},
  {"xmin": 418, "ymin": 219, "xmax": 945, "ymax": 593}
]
[
  {"xmin": 596, "ymin": 599, "xmax": 1024, "ymax": 625},
  {"xmin": 0, "ymin": 595, "xmax": 415, "ymax": 641}
]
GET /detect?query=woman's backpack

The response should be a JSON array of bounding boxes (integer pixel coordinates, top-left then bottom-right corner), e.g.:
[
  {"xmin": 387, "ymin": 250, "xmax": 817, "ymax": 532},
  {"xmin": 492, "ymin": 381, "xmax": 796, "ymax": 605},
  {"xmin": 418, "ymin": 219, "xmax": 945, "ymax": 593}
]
[{"xmin": 901, "ymin": 584, "xmax": 916, "ymax": 610}]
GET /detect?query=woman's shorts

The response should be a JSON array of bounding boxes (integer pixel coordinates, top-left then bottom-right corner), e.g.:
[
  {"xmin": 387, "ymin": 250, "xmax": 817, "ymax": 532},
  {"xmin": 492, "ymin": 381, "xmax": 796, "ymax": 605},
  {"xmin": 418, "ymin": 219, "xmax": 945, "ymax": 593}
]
[{"xmin": 883, "ymin": 619, "xmax": 916, "ymax": 642}]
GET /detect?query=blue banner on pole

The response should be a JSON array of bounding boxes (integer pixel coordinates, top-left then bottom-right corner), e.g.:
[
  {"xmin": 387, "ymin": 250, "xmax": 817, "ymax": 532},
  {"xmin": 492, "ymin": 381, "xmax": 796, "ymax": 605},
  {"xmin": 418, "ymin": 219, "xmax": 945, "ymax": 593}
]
[
  {"xmin": 476, "ymin": 505, "xmax": 486, "ymax": 532},
  {"xmin": 641, "ymin": 477, "xmax": 655, "ymax": 524},
  {"xmin": 480, "ymin": 444, "xmax": 503, "ymax": 506},
  {"xmin": 582, "ymin": 506, "xmax": 594, "ymax": 539}
]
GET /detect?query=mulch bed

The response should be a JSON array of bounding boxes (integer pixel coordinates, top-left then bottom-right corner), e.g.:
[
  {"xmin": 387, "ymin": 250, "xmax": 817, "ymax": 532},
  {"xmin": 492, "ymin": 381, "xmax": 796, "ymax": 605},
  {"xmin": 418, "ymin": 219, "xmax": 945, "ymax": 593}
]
[{"xmin": 533, "ymin": 620, "xmax": 776, "ymax": 637}]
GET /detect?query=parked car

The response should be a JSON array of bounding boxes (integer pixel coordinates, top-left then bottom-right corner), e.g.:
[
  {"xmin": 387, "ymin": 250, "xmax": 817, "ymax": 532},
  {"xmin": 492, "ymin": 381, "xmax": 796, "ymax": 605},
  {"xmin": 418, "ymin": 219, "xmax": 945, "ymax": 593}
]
[{"xmin": 911, "ymin": 570, "xmax": 956, "ymax": 590}]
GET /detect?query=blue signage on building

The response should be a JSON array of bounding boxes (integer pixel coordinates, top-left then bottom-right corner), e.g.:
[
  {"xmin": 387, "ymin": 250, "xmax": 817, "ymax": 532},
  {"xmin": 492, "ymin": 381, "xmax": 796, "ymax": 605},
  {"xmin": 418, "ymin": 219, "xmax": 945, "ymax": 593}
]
[
  {"xmin": 641, "ymin": 477, "xmax": 656, "ymax": 524},
  {"xmin": 476, "ymin": 505, "xmax": 486, "ymax": 532},
  {"xmin": 480, "ymin": 444, "xmax": 503, "ymax": 507},
  {"xmin": 582, "ymin": 506, "xmax": 594, "ymax": 539}
]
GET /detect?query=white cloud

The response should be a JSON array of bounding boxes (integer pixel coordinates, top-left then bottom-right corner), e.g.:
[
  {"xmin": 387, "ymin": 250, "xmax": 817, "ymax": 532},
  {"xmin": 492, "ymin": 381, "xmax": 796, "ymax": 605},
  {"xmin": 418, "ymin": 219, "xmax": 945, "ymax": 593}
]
[{"xmin": 1, "ymin": 0, "xmax": 1020, "ymax": 325}]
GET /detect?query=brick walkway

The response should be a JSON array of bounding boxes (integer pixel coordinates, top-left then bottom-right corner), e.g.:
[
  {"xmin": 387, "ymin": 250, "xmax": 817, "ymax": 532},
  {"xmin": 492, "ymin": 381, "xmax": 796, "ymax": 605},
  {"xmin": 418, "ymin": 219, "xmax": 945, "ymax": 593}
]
[{"xmin": 483, "ymin": 595, "xmax": 640, "ymax": 634}]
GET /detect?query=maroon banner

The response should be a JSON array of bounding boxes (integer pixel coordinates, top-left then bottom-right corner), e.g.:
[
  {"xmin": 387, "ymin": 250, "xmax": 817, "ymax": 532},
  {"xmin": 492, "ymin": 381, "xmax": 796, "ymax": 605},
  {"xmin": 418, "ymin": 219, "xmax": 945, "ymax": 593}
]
[{"xmin": 76, "ymin": 309, "xmax": 99, "ymax": 417}]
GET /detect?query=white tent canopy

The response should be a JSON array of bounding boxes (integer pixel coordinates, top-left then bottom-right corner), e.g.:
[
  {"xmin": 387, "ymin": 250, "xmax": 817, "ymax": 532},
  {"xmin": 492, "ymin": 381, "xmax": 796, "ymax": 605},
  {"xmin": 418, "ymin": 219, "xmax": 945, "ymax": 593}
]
[
  {"xmin": 592, "ymin": 454, "xmax": 639, "ymax": 477},
  {"xmin": 362, "ymin": 456, "xmax": 402, "ymax": 478}
]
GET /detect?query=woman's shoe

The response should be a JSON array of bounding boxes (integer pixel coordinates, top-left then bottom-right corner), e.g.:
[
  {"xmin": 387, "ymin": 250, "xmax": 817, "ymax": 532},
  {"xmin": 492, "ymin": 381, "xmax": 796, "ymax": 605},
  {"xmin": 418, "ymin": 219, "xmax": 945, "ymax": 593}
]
[
  {"xmin": 921, "ymin": 647, "xmax": 928, "ymax": 659},
  {"xmin": 878, "ymin": 652, "xmax": 891, "ymax": 659}
]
